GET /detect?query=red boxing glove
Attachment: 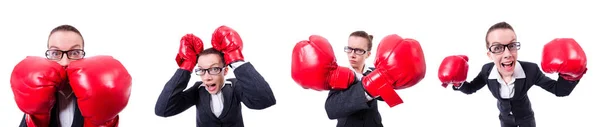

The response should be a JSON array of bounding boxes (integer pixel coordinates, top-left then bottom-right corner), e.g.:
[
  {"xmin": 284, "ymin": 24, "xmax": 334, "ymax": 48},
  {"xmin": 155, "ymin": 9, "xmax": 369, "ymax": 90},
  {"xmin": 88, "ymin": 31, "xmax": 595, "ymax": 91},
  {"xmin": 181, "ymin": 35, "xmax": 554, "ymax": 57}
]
[
  {"xmin": 67, "ymin": 56, "xmax": 132, "ymax": 127},
  {"xmin": 11, "ymin": 56, "xmax": 67, "ymax": 127},
  {"xmin": 291, "ymin": 35, "xmax": 356, "ymax": 91},
  {"xmin": 438, "ymin": 55, "xmax": 469, "ymax": 88},
  {"xmin": 542, "ymin": 38, "xmax": 587, "ymax": 81},
  {"xmin": 212, "ymin": 25, "xmax": 244, "ymax": 65},
  {"xmin": 176, "ymin": 34, "xmax": 204, "ymax": 72},
  {"xmin": 362, "ymin": 34, "xmax": 426, "ymax": 107}
]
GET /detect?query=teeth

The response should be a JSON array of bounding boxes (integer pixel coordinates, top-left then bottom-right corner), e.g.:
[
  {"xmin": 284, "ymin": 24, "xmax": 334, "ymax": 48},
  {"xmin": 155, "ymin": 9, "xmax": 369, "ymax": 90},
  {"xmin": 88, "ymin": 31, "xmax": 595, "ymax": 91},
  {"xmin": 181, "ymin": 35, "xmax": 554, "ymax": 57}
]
[{"xmin": 500, "ymin": 61, "xmax": 514, "ymax": 68}]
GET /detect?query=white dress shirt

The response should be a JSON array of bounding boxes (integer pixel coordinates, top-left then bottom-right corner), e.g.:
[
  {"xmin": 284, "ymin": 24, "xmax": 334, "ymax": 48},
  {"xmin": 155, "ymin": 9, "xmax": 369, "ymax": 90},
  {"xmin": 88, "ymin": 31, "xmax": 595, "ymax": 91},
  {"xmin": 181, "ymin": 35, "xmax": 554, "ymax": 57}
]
[
  {"xmin": 209, "ymin": 85, "xmax": 226, "ymax": 117},
  {"xmin": 58, "ymin": 88, "xmax": 75, "ymax": 127},
  {"xmin": 350, "ymin": 65, "xmax": 375, "ymax": 101},
  {"xmin": 204, "ymin": 61, "xmax": 247, "ymax": 117},
  {"xmin": 488, "ymin": 62, "xmax": 526, "ymax": 99}
]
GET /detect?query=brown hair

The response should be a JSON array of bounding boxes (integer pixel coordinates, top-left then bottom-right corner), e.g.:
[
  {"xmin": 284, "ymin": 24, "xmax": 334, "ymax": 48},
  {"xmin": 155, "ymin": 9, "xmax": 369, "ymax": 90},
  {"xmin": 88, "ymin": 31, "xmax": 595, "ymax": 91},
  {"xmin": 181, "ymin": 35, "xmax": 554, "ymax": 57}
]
[
  {"xmin": 48, "ymin": 24, "xmax": 85, "ymax": 48},
  {"xmin": 485, "ymin": 22, "xmax": 514, "ymax": 48},
  {"xmin": 198, "ymin": 48, "xmax": 226, "ymax": 66},
  {"xmin": 349, "ymin": 31, "xmax": 373, "ymax": 51}
]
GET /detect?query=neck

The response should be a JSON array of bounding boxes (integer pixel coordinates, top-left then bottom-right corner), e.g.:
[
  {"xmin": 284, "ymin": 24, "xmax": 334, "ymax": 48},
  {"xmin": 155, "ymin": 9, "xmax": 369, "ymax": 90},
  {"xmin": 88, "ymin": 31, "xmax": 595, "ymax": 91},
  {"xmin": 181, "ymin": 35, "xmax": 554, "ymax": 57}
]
[{"xmin": 353, "ymin": 65, "xmax": 365, "ymax": 73}]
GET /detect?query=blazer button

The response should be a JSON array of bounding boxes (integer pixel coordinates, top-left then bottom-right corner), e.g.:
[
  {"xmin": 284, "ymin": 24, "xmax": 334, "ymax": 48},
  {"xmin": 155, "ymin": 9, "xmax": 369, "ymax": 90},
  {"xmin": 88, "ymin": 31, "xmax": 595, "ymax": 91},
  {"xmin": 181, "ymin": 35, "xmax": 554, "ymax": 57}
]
[{"xmin": 509, "ymin": 111, "xmax": 513, "ymax": 115}]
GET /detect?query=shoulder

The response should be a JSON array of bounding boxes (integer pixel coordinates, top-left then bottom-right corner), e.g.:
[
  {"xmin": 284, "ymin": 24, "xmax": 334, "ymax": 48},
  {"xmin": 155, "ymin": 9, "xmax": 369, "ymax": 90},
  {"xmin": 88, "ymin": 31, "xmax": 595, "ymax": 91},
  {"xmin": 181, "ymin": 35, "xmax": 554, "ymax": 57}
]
[
  {"xmin": 225, "ymin": 78, "xmax": 236, "ymax": 87},
  {"xmin": 516, "ymin": 60, "xmax": 541, "ymax": 73},
  {"xmin": 517, "ymin": 61, "xmax": 539, "ymax": 68},
  {"xmin": 194, "ymin": 81, "xmax": 204, "ymax": 89},
  {"xmin": 364, "ymin": 67, "xmax": 375, "ymax": 75},
  {"xmin": 482, "ymin": 62, "xmax": 495, "ymax": 70}
]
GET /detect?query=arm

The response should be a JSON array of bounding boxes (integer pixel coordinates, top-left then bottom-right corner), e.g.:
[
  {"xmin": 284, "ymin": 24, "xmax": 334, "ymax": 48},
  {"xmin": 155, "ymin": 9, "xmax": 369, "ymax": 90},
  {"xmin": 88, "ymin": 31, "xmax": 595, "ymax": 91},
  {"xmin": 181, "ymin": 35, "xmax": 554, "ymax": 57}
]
[
  {"xmin": 155, "ymin": 69, "xmax": 200, "ymax": 117},
  {"xmin": 325, "ymin": 82, "xmax": 371, "ymax": 119},
  {"xmin": 19, "ymin": 114, "xmax": 26, "ymax": 127},
  {"xmin": 533, "ymin": 66, "xmax": 579, "ymax": 97},
  {"xmin": 232, "ymin": 62, "xmax": 276, "ymax": 109},
  {"xmin": 453, "ymin": 65, "xmax": 489, "ymax": 94}
]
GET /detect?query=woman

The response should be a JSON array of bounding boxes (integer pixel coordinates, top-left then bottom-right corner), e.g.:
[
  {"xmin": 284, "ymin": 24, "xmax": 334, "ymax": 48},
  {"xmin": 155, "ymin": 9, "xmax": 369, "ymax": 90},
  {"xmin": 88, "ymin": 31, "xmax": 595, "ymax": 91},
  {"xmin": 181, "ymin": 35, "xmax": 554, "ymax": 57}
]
[{"xmin": 324, "ymin": 31, "xmax": 382, "ymax": 127}]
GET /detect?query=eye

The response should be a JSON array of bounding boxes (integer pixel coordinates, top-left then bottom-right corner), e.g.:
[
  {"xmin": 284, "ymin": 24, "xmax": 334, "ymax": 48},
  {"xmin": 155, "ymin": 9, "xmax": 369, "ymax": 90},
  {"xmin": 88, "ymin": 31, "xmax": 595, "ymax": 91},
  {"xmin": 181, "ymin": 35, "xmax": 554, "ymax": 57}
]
[
  {"xmin": 493, "ymin": 46, "xmax": 502, "ymax": 51},
  {"xmin": 69, "ymin": 51, "xmax": 80, "ymax": 56},
  {"xmin": 47, "ymin": 50, "xmax": 61, "ymax": 56}
]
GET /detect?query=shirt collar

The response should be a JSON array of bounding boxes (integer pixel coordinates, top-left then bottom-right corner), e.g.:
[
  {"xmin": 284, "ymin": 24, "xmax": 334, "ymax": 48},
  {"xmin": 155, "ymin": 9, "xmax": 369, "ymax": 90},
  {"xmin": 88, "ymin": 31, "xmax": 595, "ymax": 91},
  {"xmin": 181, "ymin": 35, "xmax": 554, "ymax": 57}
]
[
  {"xmin": 352, "ymin": 65, "xmax": 370, "ymax": 74},
  {"xmin": 58, "ymin": 87, "xmax": 74, "ymax": 99},
  {"xmin": 489, "ymin": 61, "xmax": 526, "ymax": 79}
]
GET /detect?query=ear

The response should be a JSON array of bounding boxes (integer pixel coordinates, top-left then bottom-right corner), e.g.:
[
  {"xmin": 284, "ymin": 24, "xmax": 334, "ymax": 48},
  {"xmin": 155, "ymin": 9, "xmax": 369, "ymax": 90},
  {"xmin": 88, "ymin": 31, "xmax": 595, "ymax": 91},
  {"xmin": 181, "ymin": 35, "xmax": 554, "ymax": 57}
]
[
  {"xmin": 487, "ymin": 52, "xmax": 493, "ymax": 60},
  {"xmin": 366, "ymin": 51, "xmax": 371, "ymax": 58},
  {"xmin": 223, "ymin": 67, "xmax": 229, "ymax": 76}
]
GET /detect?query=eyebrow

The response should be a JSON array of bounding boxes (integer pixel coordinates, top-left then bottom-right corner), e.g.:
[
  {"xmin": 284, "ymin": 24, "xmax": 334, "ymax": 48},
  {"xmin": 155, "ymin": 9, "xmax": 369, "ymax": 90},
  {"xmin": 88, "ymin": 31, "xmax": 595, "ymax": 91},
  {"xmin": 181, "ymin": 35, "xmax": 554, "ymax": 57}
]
[
  {"xmin": 197, "ymin": 63, "xmax": 224, "ymax": 69},
  {"xmin": 346, "ymin": 46, "xmax": 367, "ymax": 51},
  {"xmin": 491, "ymin": 38, "xmax": 517, "ymax": 45},
  {"xmin": 48, "ymin": 44, "xmax": 82, "ymax": 50}
]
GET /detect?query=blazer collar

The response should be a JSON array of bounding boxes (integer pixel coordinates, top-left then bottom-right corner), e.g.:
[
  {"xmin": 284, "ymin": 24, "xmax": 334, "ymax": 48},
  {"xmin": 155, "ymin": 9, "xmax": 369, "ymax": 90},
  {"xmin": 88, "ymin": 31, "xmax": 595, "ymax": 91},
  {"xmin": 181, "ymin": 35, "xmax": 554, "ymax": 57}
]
[
  {"xmin": 200, "ymin": 80, "xmax": 234, "ymax": 119},
  {"xmin": 488, "ymin": 61, "xmax": 526, "ymax": 79}
]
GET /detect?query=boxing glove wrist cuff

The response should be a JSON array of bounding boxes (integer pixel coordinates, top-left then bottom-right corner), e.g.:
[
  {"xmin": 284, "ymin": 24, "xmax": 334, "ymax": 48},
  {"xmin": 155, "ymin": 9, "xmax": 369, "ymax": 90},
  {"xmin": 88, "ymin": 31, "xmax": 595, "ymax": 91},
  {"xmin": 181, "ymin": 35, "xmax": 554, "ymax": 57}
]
[
  {"xmin": 229, "ymin": 61, "xmax": 247, "ymax": 70},
  {"xmin": 365, "ymin": 92, "xmax": 374, "ymax": 101}
]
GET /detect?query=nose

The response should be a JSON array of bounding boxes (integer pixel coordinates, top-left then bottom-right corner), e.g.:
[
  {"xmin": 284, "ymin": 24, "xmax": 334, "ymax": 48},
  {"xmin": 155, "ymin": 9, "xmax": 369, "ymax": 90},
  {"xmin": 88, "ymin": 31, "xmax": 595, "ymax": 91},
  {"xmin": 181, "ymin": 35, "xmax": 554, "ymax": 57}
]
[
  {"xmin": 201, "ymin": 73, "xmax": 213, "ymax": 81},
  {"xmin": 58, "ymin": 54, "xmax": 70, "ymax": 66},
  {"xmin": 349, "ymin": 52, "xmax": 357, "ymax": 58},
  {"xmin": 501, "ymin": 47, "xmax": 513, "ymax": 59}
]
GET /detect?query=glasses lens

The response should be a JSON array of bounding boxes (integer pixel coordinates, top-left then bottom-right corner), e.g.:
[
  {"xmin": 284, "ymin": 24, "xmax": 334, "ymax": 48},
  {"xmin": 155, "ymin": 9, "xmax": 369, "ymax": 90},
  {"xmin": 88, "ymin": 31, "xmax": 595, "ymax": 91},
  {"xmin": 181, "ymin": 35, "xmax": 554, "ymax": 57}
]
[
  {"xmin": 45, "ymin": 50, "xmax": 63, "ymax": 60},
  {"xmin": 344, "ymin": 47, "xmax": 352, "ymax": 53},
  {"xmin": 208, "ymin": 67, "xmax": 222, "ymax": 75},
  {"xmin": 489, "ymin": 45, "xmax": 504, "ymax": 54},
  {"xmin": 67, "ymin": 50, "xmax": 85, "ymax": 59},
  {"xmin": 355, "ymin": 49, "xmax": 366, "ymax": 55},
  {"xmin": 194, "ymin": 68, "xmax": 205, "ymax": 76},
  {"xmin": 507, "ymin": 42, "xmax": 520, "ymax": 51}
]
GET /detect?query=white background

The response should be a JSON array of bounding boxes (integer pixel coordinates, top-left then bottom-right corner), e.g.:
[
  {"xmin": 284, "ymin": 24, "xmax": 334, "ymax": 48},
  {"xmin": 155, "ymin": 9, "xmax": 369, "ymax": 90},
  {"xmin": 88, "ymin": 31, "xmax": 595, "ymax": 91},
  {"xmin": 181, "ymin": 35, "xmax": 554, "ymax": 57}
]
[{"xmin": 1, "ymin": 0, "xmax": 598, "ymax": 126}]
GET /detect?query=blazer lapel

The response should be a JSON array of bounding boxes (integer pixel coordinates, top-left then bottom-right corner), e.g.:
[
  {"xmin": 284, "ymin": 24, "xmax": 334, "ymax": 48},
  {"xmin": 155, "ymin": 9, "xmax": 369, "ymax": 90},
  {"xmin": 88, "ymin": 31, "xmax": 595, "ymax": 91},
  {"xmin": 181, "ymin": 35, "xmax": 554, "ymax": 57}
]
[
  {"xmin": 200, "ymin": 90, "xmax": 219, "ymax": 120},
  {"xmin": 72, "ymin": 97, "xmax": 83, "ymax": 127},
  {"xmin": 487, "ymin": 79, "xmax": 502, "ymax": 99},
  {"xmin": 218, "ymin": 85, "xmax": 234, "ymax": 119}
]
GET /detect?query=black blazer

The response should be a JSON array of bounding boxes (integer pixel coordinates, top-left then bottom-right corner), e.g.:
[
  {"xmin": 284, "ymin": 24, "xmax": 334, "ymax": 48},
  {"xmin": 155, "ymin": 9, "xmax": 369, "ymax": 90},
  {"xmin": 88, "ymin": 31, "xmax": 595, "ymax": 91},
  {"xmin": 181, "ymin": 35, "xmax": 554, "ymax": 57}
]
[
  {"xmin": 454, "ymin": 61, "xmax": 579, "ymax": 123},
  {"xmin": 19, "ymin": 92, "xmax": 84, "ymax": 127},
  {"xmin": 325, "ymin": 67, "xmax": 383, "ymax": 127},
  {"xmin": 155, "ymin": 62, "xmax": 276, "ymax": 127}
]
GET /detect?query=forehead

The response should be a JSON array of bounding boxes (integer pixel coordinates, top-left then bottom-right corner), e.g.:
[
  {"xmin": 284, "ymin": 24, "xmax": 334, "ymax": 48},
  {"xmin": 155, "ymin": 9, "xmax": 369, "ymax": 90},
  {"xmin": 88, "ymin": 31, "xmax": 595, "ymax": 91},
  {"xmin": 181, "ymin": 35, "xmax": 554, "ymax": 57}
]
[
  {"xmin": 48, "ymin": 31, "xmax": 83, "ymax": 49},
  {"xmin": 197, "ymin": 54, "xmax": 223, "ymax": 68},
  {"xmin": 347, "ymin": 36, "xmax": 369, "ymax": 48},
  {"xmin": 487, "ymin": 29, "xmax": 516, "ymax": 45}
]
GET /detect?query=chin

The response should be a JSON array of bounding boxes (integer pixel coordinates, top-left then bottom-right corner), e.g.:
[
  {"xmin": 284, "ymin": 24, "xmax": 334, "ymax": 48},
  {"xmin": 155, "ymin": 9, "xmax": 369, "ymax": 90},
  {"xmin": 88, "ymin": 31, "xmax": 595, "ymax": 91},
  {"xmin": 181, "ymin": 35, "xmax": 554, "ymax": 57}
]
[
  {"xmin": 500, "ymin": 70, "xmax": 514, "ymax": 76},
  {"xmin": 208, "ymin": 90, "xmax": 219, "ymax": 94}
]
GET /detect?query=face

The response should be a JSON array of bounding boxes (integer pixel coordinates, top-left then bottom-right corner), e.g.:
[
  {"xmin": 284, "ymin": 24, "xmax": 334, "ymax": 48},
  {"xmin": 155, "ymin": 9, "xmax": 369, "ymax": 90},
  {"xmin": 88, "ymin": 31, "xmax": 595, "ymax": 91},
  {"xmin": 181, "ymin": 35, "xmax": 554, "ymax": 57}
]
[
  {"xmin": 196, "ymin": 54, "xmax": 228, "ymax": 94},
  {"xmin": 486, "ymin": 29, "xmax": 519, "ymax": 77},
  {"xmin": 346, "ymin": 36, "xmax": 371, "ymax": 69},
  {"xmin": 47, "ymin": 31, "xmax": 84, "ymax": 66}
]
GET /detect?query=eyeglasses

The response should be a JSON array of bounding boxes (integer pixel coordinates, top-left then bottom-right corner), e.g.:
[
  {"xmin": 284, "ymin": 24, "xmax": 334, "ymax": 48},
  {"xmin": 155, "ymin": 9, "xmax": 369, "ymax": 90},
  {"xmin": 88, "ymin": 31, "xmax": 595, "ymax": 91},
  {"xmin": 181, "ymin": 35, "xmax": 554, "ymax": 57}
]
[
  {"xmin": 488, "ymin": 42, "xmax": 521, "ymax": 54},
  {"xmin": 344, "ymin": 46, "xmax": 367, "ymax": 55},
  {"xmin": 194, "ymin": 67, "xmax": 225, "ymax": 76},
  {"xmin": 45, "ymin": 49, "xmax": 86, "ymax": 60}
]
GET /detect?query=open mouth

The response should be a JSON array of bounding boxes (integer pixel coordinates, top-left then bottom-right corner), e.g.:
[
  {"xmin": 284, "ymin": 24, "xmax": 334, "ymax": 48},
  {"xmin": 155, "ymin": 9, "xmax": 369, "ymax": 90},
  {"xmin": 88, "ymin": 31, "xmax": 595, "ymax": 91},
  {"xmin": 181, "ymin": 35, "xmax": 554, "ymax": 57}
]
[
  {"xmin": 207, "ymin": 84, "xmax": 217, "ymax": 91},
  {"xmin": 500, "ymin": 61, "xmax": 515, "ymax": 71}
]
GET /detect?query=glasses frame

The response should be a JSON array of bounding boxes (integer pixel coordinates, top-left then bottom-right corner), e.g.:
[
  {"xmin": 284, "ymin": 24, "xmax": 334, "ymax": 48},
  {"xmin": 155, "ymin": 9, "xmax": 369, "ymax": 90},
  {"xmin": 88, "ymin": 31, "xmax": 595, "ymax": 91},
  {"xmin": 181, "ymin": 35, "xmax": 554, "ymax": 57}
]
[
  {"xmin": 194, "ymin": 67, "xmax": 226, "ymax": 76},
  {"xmin": 45, "ymin": 49, "xmax": 86, "ymax": 60},
  {"xmin": 488, "ymin": 42, "xmax": 521, "ymax": 54},
  {"xmin": 344, "ymin": 46, "xmax": 368, "ymax": 55}
]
